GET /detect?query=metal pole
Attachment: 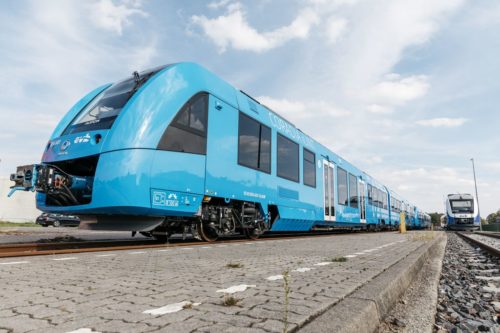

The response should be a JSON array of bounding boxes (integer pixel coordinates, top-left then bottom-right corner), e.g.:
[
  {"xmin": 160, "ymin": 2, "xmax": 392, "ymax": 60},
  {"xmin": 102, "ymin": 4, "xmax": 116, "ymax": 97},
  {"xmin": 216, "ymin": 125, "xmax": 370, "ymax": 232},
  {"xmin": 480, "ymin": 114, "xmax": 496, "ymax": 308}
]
[{"xmin": 470, "ymin": 158, "xmax": 482, "ymax": 231}]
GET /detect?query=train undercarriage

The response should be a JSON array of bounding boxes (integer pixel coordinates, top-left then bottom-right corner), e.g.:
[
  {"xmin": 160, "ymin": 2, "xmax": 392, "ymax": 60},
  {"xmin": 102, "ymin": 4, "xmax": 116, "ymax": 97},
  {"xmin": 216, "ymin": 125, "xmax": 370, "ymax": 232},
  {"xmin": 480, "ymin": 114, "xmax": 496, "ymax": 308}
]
[{"xmin": 136, "ymin": 199, "xmax": 269, "ymax": 242}]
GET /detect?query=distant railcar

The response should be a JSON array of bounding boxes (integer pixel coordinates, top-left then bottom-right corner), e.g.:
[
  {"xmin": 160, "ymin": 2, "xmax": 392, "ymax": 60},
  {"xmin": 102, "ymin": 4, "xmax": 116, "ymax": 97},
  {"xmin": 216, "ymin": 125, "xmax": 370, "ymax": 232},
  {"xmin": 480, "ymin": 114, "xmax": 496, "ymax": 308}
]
[
  {"xmin": 10, "ymin": 63, "xmax": 427, "ymax": 241},
  {"xmin": 444, "ymin": 193, "xmax": 480, "ymax": 231}
]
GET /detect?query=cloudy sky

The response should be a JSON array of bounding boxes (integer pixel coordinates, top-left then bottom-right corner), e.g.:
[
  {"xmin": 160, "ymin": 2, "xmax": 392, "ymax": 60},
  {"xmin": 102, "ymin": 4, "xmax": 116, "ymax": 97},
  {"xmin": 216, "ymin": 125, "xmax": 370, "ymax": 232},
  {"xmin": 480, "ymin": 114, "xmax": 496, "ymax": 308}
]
[{"xmin": 0, "ymin": 0, "xmax": 498, "ymax": 215}]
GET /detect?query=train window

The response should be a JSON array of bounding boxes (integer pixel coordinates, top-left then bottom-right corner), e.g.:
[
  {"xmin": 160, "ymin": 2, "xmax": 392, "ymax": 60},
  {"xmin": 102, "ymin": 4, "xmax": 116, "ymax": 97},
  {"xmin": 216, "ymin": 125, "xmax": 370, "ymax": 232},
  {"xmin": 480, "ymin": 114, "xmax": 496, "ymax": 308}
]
[
  {"xmin": 64, "ymin": 66, "xmax": 166, "ymax": 135},
  {"xmin": 277, "ymin": 134, "xmax": 299, "ymax": 182},
  {"xmin": 157, "ymin": 93, "xmax": 208, "ymax": 155},
  {"xmin": 349, "ymin": 173, "xmax": 358, "ymax": 208},
  {"xmin": 303, "ymin": 148, "xmax": 316, "ymax": 187},
  {"xmin": 367, "ymin": 184, "xmax": 373, "ymax": 205},
  {"xmin": 375, "ymin": 188, "xmax": 381, "ymax": 208},
  {"xmin": 382, "ymin": 191, "xmax": 388, "ymax": 209},
  {"xmin": 337, "ymin": 167, "xmax": 348, "ymax": 205},
  {"xmin": 237, "ymin": 112, "xmax": 271, "ymax": 173}
]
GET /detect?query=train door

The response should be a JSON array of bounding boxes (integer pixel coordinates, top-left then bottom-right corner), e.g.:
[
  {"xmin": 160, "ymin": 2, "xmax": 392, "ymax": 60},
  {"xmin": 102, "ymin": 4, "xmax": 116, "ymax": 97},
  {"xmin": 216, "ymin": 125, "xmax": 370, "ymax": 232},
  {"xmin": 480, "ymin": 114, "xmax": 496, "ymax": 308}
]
[
  {"xmin": 204, "ymin": 96, "xmax": 239, "ymax": 198},
  {"xmin": 358, "ymin": 180, "xmax": 366, "ymax": 223},
  {"xmin": 323, "ymin": 160, "xmax": 335, "ymax": 221}
]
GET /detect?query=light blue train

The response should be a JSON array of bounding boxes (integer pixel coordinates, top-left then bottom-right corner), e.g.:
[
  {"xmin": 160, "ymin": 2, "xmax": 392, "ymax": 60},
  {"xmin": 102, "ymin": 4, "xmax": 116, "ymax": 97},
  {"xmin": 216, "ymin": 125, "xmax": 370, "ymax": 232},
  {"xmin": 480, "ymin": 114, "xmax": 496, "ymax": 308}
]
[{"xmin": 10, "ymin": 63, "xmax": 429, "ymax": 241}]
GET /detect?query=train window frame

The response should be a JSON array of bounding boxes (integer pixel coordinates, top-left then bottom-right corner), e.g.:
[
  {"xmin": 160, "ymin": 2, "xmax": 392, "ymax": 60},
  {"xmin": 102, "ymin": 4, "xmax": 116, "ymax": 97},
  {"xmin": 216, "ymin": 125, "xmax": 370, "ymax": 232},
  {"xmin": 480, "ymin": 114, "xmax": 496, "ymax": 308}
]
[
  {"xmin": 337, "ymin": 167, "xmax": 348, "ymax": 206},
  {"xmin": 277, "ymin": 133, "xmax": 299, "ymax": 183},
  {"xmin": 64, "ymin": 66, "xmax": 166, "ymax": 136},
  {"xmin": 237, "ymin": 112, "xmax": 272, "ymax": 174},
  {"xmin": 303, "ymin": 148, "xmax": 316, "ymax": 188},
  {"xmin": 157, "ymin": 92, "xmax": 209, "ymax": 155},
  {"xmin": 349, "ymin": 173, "xmax": 358, "ymax": 208},
  {"xmin": 367, "ymin": 184, "xmax": 373, "ymax": 205}
]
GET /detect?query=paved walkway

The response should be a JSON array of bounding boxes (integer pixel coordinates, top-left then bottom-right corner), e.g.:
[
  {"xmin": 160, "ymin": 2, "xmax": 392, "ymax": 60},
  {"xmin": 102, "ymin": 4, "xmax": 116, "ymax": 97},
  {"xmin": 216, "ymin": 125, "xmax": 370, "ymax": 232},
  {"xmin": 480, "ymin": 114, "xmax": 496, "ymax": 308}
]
[{"xmin": 0, "ymin": 232, "xmax": 433, "ymax": 333}]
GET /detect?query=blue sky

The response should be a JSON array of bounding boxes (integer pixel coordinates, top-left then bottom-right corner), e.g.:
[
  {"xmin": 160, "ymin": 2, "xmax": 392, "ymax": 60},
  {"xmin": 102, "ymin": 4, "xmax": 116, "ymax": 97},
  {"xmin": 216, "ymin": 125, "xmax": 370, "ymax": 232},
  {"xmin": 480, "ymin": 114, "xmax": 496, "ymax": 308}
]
[{"xmin": 0, "ymin": 0, "xmax": 499, "ymax": 215}]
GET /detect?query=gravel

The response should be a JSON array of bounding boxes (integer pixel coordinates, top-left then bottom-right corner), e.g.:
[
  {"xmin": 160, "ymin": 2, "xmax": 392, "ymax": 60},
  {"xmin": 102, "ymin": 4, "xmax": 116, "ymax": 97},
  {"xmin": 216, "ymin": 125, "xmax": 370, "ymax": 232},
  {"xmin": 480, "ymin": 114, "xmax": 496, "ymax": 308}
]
[{"xmin": 434, "ymin": 233, "xmax": 500, "ymax": 332}]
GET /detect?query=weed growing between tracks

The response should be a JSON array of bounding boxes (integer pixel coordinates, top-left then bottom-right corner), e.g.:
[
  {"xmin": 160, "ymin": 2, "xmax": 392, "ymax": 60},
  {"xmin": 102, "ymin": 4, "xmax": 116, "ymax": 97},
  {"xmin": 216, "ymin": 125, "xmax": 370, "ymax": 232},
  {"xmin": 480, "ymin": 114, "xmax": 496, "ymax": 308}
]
[
  {"xmin": 282, "ymin": 269, "xmax": 291, "ymax": 333},
  {"xmin": 223, "ymin": 294, "xmax": 241, "ymax": 307},
  {"xmin": 225, "ymin": 262, "xmax": 244, "ymax": 269},
  {"xmin": 330, "ymin": 256, "xmax": 348, "ymax": 262}
]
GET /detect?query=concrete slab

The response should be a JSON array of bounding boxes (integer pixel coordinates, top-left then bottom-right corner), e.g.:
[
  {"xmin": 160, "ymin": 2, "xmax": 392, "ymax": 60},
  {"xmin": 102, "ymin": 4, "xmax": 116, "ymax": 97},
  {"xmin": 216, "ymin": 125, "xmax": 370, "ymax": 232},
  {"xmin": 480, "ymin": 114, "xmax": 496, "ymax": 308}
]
[
  {"xmin": 0, "ymin": 231, "xmax": 443, "ymax": 332},
  {"xmin": 299, "ymin": 232, "xmax": 446, "ymax": 333}
]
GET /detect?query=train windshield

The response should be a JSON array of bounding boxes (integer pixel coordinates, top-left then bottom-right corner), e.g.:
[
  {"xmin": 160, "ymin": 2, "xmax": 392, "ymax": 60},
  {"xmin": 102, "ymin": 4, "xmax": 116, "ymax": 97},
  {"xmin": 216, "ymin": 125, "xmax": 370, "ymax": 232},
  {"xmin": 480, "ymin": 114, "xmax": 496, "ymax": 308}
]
[
  {"xmin": 450, "ymin": 200, "xmax": 474, "ymax": 213},
  {"xmin": 63, "ymin": 66, "xmax": 166, "ymax": 135}
]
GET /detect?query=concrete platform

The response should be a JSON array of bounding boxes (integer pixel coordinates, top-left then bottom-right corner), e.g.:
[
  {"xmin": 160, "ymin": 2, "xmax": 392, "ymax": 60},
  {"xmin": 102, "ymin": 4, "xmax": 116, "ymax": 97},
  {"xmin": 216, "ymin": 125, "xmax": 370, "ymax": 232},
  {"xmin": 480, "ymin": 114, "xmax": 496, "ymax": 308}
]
[
  {"xmin": 0, "ymin": 231, "xmax": 444, "ymax": 333},
  {"xmin": 0, "ymin": 227, "xmax": 149, "ymax": 244}
]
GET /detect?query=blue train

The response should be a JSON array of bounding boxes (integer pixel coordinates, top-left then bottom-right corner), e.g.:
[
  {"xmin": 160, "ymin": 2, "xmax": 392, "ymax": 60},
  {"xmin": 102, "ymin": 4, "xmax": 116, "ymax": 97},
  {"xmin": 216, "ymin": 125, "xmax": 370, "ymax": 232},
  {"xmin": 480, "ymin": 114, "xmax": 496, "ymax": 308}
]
[
  {"xmin": 10, "ymin": 63, "xmax": 428, "ymax": 241},
  {"xmin": 444, "ymin": 193, "xmax": 480, "ymax": 230}
]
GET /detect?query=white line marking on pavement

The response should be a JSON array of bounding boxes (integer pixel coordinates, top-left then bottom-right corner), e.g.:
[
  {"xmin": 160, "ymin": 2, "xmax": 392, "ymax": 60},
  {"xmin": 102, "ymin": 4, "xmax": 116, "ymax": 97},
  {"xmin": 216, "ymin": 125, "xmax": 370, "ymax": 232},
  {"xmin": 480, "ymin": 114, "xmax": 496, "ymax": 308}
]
[
  {"xmin": 95, "ymin": 254, "xmax": 116, "ymax": 257},
  {"xmin": 314, "ymin": 262, "xmax": 332, "ymax": 266},
  {"xmin": 66, "ymin": 328, "xmax": 102, "ymax": 333},
  {"xmin": 345, "ymin": 255, "xmax": 357, "ymax": 258},
  {"xmin": 201, "ymin": 246, "xmax": 211, "ymax": 249},
  {"xmin": 128, "ymin": 251, "xmax": 146, "ymax": 255},
  {"xmin": 354, "ymin": 252, "xmax": 365, "ymax": 255},
  {"xmin": 143, "ymin": 301, "xmax": 201, "ymax": 316},
  {"xmin": 266, "ymin": 275, "xmax": 284, "ymax": 281},
  {"xmin": 181, "ymin": 247, "xmax": 193, "ymax": 250},
  {"xmin": 0, "ymin": 261, "xmax": 29, "ymax": 265},
  {"xmin": 53, "ymin": 257, "xmax": 77, "ymax": 261},
  {"xmin": 216, "ymin": 245, "xmax": 227, "ymax": 248},
  {"xmin": 293, "ymin": 267, "xmax": 313, "ymax": 273},
  {"xmin": 216, "ymin": 284, "xmax": 256, "ymax": 294},
  {"xmin": 157, "ymin": 249, "xmax": 171, "ymax": 252},
  {"xmin": 244, "ymin": 242, "xmax": 254, "ymax": 245}
]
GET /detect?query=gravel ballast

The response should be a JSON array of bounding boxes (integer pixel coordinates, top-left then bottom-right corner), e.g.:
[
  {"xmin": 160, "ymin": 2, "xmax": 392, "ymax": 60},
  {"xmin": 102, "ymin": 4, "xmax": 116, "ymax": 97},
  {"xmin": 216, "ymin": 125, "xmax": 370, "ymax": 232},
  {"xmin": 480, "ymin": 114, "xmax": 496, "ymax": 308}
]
[{"xmin": 434, "ymin": 233, "xmax": 500, "ymax": 332}]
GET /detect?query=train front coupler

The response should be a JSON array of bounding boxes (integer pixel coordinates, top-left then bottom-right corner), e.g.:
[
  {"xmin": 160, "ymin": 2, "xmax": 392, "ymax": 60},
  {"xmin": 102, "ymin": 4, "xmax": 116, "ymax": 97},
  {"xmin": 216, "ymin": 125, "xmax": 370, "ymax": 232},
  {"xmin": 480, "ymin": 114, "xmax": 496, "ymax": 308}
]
[{"xmin": 9, "ymin": 164, "xmax": 93, "ymax": 206}]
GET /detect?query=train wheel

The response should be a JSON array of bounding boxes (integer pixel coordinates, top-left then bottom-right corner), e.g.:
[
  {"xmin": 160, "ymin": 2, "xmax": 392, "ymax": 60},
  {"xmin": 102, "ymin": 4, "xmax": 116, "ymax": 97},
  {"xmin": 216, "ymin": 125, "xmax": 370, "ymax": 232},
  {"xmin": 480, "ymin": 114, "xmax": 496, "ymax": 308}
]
[
  {"xmin": 245, "ymin": 221, "xmax": 265, "ymax": 240},
  {"xmin": 197, "ymin": 220, "xmax": 219, "ymax": 242},
  {"xmin": 245, "ymin": 228, "xmax": 261, "ymax": 240}
]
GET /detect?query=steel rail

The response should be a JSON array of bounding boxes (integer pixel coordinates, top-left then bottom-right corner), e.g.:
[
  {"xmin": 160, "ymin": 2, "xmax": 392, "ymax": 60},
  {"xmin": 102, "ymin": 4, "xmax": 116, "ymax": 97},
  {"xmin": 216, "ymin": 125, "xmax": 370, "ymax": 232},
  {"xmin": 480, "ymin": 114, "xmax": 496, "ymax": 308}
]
[
  {"xmin": 473, "ymin": 231, "xmax": 500, "ymax": 240},
  {"xmin": 457, "ymin": 232, "xmax": 500, "ymax": 257}
]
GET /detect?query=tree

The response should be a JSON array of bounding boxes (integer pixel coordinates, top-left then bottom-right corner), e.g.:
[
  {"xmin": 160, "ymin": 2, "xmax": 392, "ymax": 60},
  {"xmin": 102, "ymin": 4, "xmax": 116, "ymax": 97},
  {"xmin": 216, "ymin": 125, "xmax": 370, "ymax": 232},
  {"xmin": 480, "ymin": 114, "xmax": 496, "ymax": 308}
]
[
  {"xmin": 429, "ymin": 212, "xmax": 443, "ymax": 226},
  {"xmin": 486, "ymin": 209, "xmax": 500, "ymax": 224}
]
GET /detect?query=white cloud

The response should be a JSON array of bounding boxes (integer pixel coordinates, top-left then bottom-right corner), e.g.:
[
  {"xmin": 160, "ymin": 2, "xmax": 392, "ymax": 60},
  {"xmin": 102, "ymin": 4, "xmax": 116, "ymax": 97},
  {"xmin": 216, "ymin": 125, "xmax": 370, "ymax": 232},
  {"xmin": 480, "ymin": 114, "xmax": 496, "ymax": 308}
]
[
  {"xmin": 325, "ymin": 17, "xmax": 348, "ymax": 44},
  {"xmin": 191, "ymin": 3, "xmax": 320, "ymax": 53},
  {"xmin": 208, "ymin": 0, "xmax": 231, "ymax": 10},
  {"xmin": 366, "ymin": 74, "xmax": 430, "ymax": 107},
  {"xmin": 416, "ymin": 117, "xmax": 468, "ymax": 127},
  {"xmin": 258, "ymin": 96, "xmax": 350, "ymax": 121},
  {"xmin": 366, "ymin": 104, "xmax": 392, "ymax": 114},
  {"xmin": 90, "ymin": 0, "xmax": 148, "ymax": 35}
]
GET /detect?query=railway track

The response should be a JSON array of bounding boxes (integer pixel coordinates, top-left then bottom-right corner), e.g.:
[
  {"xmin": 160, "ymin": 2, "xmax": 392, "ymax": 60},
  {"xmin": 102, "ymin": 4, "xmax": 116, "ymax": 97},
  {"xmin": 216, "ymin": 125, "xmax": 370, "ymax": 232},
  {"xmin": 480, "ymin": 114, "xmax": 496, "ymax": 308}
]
[
  {"xmin": 0, "ymin": 230, "xmax": 363, "ymax": 259},
  {"xmin": 456, "ymin": 232, "xmax": 500, "ymax": 257},
  {"xmin": 474, "ymin": 231, "xmax": 500, "ymax": 240}
]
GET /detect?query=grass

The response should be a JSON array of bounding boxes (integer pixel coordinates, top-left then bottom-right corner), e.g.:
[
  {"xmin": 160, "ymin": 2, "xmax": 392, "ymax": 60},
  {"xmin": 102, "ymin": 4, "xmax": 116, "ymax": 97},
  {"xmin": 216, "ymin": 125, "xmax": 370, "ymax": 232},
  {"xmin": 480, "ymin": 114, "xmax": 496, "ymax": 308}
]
[
  {"xmin": 182, "ymin": 302, "xmax": 194, "ymax": 309},
  {"xmin": 0, "ymin": 221, "xmax": 40, "ymax": 228},
  {"xmin": 282, "ymin": 269, "xmax": 291, "ymax": 333},
  {"xmin": 330, "ymin": 256, "xmax": 348, "ymax": 262},
  {"xmin": 406, "ymin": 231, "xmax": 437, "ymax": 241},
  {"xmin": 222, "ymin": 295, "xmax": 241, "ymax": 307},
  {"xmin": 225, "ymin": 262, "xmax": 244, "ymax": 269}
]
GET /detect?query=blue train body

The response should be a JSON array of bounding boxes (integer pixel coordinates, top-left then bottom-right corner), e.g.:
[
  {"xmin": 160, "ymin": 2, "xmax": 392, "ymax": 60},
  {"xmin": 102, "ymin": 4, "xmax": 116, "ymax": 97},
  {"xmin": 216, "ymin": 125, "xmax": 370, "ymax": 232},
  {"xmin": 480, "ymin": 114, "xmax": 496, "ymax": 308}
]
[{"xmin": 10, "ymin": 63, "xmax": 428, "ymax": 240}]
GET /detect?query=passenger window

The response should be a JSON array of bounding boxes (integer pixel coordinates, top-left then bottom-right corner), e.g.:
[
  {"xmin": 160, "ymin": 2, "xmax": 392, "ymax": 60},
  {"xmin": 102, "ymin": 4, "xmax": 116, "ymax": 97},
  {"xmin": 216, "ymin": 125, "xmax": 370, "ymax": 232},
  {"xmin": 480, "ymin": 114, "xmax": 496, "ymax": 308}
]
[
  {"xmin": 277, "ymin": 134, "xmax": 299, "ymax": 182},
  {"xmin": 238, "ymin": 112, "xmax": 271, "ymax": 173},
  {"xmin": 368, "ymin": 184, "xmax": 373, "ymax": 205},
  {"xmin": 157, "ymin": 93, "xmax": 208, "ymax": 154},
  {"xmin": 337, "ymin": 167, "xmax": 348, "ymax": 205},
  {"xmin": 349, "ymin": 173, "xmax": 358, "ymax": 208},
  {"xmin": 303, "ymin": 148, "xmax": 316, "ymax": 187}
]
